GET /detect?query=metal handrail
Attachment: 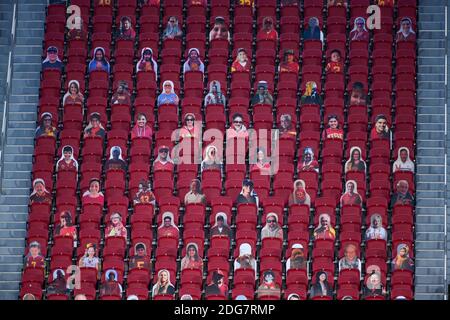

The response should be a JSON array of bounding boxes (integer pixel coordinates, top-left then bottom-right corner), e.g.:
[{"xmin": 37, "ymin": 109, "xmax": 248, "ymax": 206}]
[
  {"xmin": 444, "ymin": 4, "xmax": 448, "ymax": 302},
  {"xmin": 0, "ymin": 1, "xmax": 18, "ymax": 194}
]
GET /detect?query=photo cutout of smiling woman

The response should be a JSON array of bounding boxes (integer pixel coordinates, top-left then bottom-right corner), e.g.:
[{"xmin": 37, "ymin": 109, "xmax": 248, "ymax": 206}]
[{"xmin": 209, "ymin": 16, "xmax": 230, "ymax": 41}]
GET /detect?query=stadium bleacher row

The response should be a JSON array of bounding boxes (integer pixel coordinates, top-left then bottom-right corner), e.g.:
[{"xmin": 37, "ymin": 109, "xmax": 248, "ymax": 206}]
[{"xmin": 20, "ymin": 0, "xmax": 417, "ymax": 300}]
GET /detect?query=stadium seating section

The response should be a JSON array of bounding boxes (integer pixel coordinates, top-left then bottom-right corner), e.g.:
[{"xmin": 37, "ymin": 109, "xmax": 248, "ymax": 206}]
[{"xmin": 21, "ymin": 0, "xmax": 416, "ymax": 300}]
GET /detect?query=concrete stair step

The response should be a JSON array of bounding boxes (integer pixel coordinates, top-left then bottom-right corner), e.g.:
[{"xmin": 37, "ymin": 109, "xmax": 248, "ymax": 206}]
[
  {"xmin": 6, "ymin": 137, "xmax": 35, "ymax": 145},
  {"xmin": 419, "ymin": 6, "xmax": 446, "ymax": 14},
  {"xmin": 416, "ymin": 198, "xmax": 445, "ymax": 207},
  {"xmin": 417, "ymin": 65, "xmax": 445, "ymax": 73},
  {"xmin": 415, "ymin": 148, "xmax": 445, "ymax": 157},
  {"xmin": 416, "ymin": 105, "xmax": 445, "ymax": 113},
  {"xmin": 416, "ymin": 259, "xmax": 445, "ymax": 275},
  {"xmin": 419, "ymin": 83, "xmax": 445, "ymax": 90},
  {"xmin": 414, "ymin": 240, "xmax": 445, "ymax": 250},
  {"xmin": 416, "ymin": 181, "xmax": 445, "ymax": 190},
  {"xmin": 0, "ymin": 271, "xmax": 22, "ymax": 280},
  {"xmin": 420, "ymin": 12, "xmax": 445, "ymax": 21},
  {"xmin": 415, "ymin": 276, "xmax": 446, "ymax": 285},
  {"xmin": 17, "ymin": 4, "xmax": 47, "ymax": 12},
  {"xmin": 9, "ymin": 95, "xmax": 39, "ymax": 103},
  {"xmin": 9, "ymin": 102, "xmax": 41, "ymax": 112},
  {"xmin": 0, "ymin": 22, "xmax": 12, "ymax": 33},
  {"xmin": 0, "ymin": 3, "xmax": 14, "ymax": 10},
  {"xmin": 3, "ymin": 145, "xmax": 34, "ymax": 154},
  {"xmin": 414, "ymin": 266, "xmax": 444, "ymax": 277},
  {"xmin": 11, "ymin": 86, "xmax": 40, "ymax": 95},
  {"xmin": 0, "ymin": 229, "xmax": 27, "ymax": 239},
  {"xmin": 417, "ymin": 155, "xmax": 445, "ymax": 162},
  {"xmin": 0, "ymin": 239, "xmax": 26, "ymax": 248},
  {"xmin": 415, "ymin": 207, "xmax": 445, "ymax": 214},
  {"xmin": 0, "ymin": 292, "xmax": 20, "ymax": 300},
  {"xmin": 0, "ymin": 255, "xmax": 24, "ymax": 264},
  {"xmin": 1, "ymin": 162, "xmax": 32, "ymax": 172},
  {"xmin": 417, "ymin": 90, "xmax": 445, "ymax": 98},
  {"xmin": 0, "ymin": 189, "xmax": 31, "ymax": 197},
  {"xmin": 418, "ymin": 48, "xmax": 445, "ymax": 57},
  {"xmin": 17, "ymin": 21, "xmax": 44, "ymax": 29},
  {"xmin": 416, "ymin": 190, "xmax": 446, "ymax": 199},
  {"xmin": 12, "ymin": 54, "xmax": 42, "ymax": 64},
  {"xmin": 13, "ymin": 46, "xmax": 43, "ymax": 56},
  {"xmin": 17, "ymin": 10, "xmax": 45, "ymax": 21},
  {"xmin": 416, "ymin": 131, "xmax": 445, "ymax": 140},
  {"xmin": 1, "ymin": 179, "xmax": 32, "ymax": 189},
  {"xmin": 12, "ymin": 71, "xmax": 42, "ymax": 79},
  {"xmin": 6, "ymin": 121, "xmax": 36, "ymax": 130},
  {"xmin": 417, "ymin": 114, "xmax": 446, "ymax": 123},
  {"xmin": 15, "ymin": 37, "xmax": 44, "ymax": 46},
  {"xmin": 414, "ymin": 285, "xmax": 445, "ymax": 294},
  {"xmin": 0, "ymin": 195, "xmax": 30, "ymax": 205},
  {"xmin": 415, "ymin": 227, "xmax": 445, "ymax": 237},
  {"xmin": 0, "ymin": 214, "xmax": 31, "ymax": 223},
  {"xmin": 414, "ymin": 157, "xmax": 443, "ymax": 165},
  {"xmin": 3, "ymin": 154, "xmax": 33, "ymax": 162},
  {"xmin": 415, "ymin": 293, "xmax": 445, "ymax": 300},
  {"xmin": 17, "ymin": 0, "xmax": 48, "ymax": 4},
  {"xmin": 417, "ymin": 123, "xmax": 445, "ymax": 131},
  {"xmin": 416, "ymin": 188, "xmax": 443, "ymax": 198},
  {"xmin": 6, "ymin": 128, "xmax": 36, "ymax": 137},
  {"xmin": 415, "ymin": 248, "xmax": 445, "ymax": 255},
  {"xmin": 418, "ymin": 21, "xmax": 446, "ymax": 30},
  {"xmin": 420, "ymin": 0, "xmax": 446, "ymax": 5},
  {"xmin": 11, "ymin": 79, "xmax": 41, "ymax": 88},
  {"xmin": 2, "ymin": 171, "xmax": 32, "ymax": 180},
  {"xmin": 8, "ymin": 101, "xmax": 39, "ymax": 107},
  {"xmin": 0, "ymin": 39, "xmax": 11, "ymax": 47},
  {"xmin": 0, "ymin": 222, "xmax": 27, "ymax": 230},
  {"xmin": 416, "ymin": 141, "xmax": 444, "ymax": 148},
  {"xmin": 0, "ymin": 283, "xmax": 20, "ymax": 292},
  {"xmin": 0, "ymin": 44, "xmax": 10, "ymax": 51},
  {"xmin": 8, "ymin": 112, "xmax": 37, "ymax": 122},
  {"xmin": 417, "ymin": 31, "xmax": 445, "ymax": 40},
  {"xmin": 0, "ymin": 204, "xmax": 29, "ymax": 211},
  {"xmin": 414, "ymin": 258, "xmax": 444, "ymax": 267},
  {"xmin": 417, "ymin": 74, "xmax": 444, "ymax": 82},
  {"xmin": 0, "ymin": 262, "xmax": 23, "ymax": 274},
  {"xmin": 16, "ymin": 30, "xmax": 44, "ymax": 39}
]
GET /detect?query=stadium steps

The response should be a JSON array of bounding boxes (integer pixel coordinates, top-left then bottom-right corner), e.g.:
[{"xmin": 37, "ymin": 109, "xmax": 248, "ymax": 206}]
[
  {"xmin": 0, "ymin": 0, "xmax": 46, "ymax": 300},
  {"xmin": 414, "ymin": 0, "xmax": 447, "ymax": 301},
  {"xmin": 447, "ymin": 3, "xmax": 450, "ymax": 301},
  {"xmin": 0, "ymin": 1, "xmax": 14, "ymax": 136},
  {"xmin": 0, "ymin": 0, "xmax": 13, "ymax": 163}
]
